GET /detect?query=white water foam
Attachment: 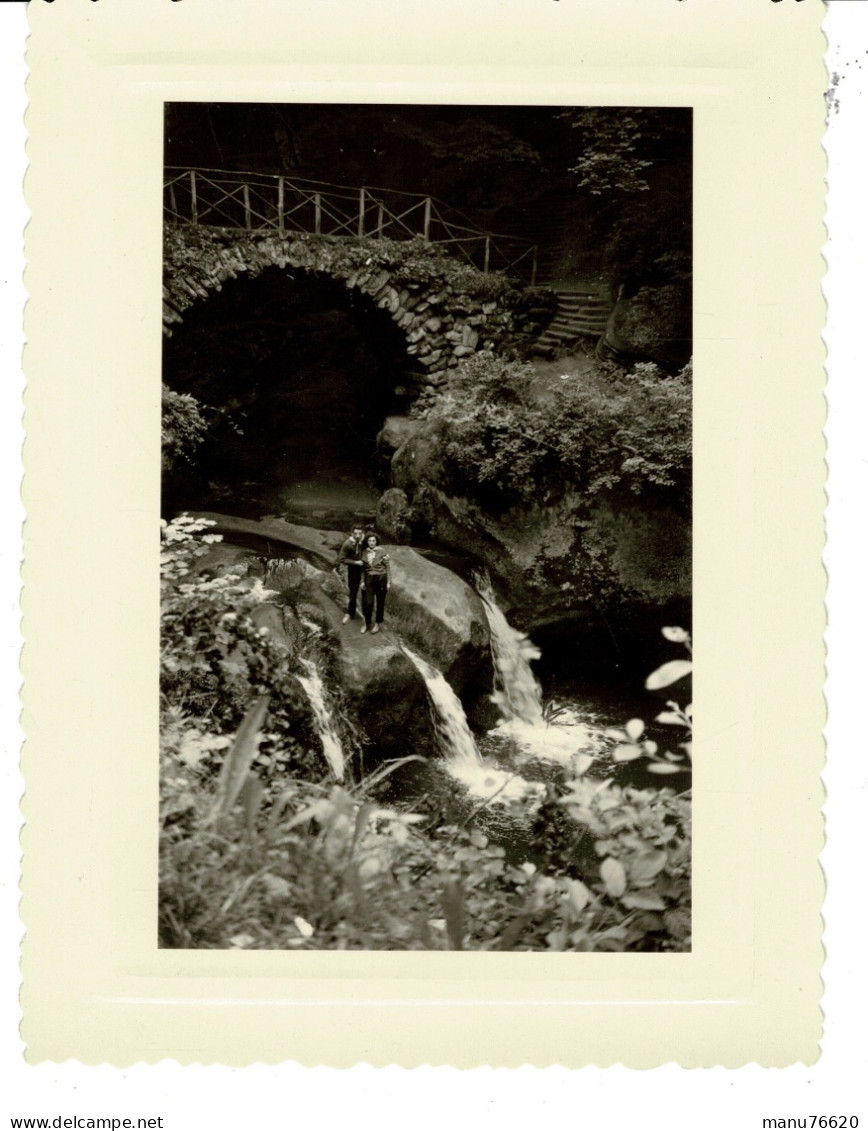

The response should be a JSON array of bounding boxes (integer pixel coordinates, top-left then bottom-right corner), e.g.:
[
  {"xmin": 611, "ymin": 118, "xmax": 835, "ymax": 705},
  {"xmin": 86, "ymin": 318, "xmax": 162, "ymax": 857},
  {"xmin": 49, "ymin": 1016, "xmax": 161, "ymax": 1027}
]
[
  {"xmin": 446, "ymin": 760, "xmax": 543, "ymax": 805},
  {"xmin": 477, "ymin": 583, "xmax": 544, "ymax": 725},
  {"xmin": 296, "ymin": 656, "xmax": 345, "ymax": 780},
  {"xmin": 478, "ymin": 585, "xmax": 603, "ymax": 772},
  {"xmin": 400, "ymin": 644, "xmax": 540, "ymax": 805},
  {"xmin": 400, "ymin": 645, "xmax": 482, "ymax": 769},
  {"xmin": 487, "ymin": 715, "xmax": 603, "ymax": 773}
]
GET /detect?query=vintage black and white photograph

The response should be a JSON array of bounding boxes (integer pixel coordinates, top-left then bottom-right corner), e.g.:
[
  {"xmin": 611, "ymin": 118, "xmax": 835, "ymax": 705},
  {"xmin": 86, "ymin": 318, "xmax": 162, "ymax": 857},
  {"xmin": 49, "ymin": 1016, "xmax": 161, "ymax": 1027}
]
[{"xmin": 158, "ymin": 103, "xmax": 693, "ymax": 953}]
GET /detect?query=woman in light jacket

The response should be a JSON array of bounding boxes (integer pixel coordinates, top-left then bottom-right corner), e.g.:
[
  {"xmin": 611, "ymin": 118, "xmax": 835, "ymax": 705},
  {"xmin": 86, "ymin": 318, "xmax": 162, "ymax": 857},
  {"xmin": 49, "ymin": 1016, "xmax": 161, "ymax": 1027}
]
[{"xmin": 359, "ymin": 532, "xmax": 390, "ymax": 635}]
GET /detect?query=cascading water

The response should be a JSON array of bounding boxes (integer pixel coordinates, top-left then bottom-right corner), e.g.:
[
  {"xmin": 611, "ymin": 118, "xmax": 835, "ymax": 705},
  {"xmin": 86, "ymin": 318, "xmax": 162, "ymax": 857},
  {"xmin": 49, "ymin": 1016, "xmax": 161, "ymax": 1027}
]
[
  {"xmin": 477, "ymin": 583, "xmax": 544, "ymax": 725},
  {"xmin": 400, "ymin": 645, "xmax": 482, "ymax": 769},
  {"xmin": 296, "ymin": 656, "xmax": 345, "ymax": 780},
  {"xmin": 400, "ymin": 643, "xmax": 537, "ymax": 804},
  {"xmin": 477, "ymin": 584, "xmax": 604, "ymax": 771}
]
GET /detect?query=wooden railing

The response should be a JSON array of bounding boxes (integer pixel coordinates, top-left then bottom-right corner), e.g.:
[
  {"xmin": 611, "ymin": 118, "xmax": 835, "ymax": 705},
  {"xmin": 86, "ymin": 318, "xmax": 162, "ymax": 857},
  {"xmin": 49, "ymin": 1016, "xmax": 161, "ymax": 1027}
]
[{"xmin": 164, "ymin": 167, "xmax": 538, "ymax": 285}]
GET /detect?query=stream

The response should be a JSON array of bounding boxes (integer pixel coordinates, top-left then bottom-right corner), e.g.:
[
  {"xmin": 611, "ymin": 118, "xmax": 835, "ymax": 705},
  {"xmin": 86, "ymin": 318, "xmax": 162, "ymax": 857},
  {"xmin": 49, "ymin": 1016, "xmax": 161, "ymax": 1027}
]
[{"xmin": 162, "ymin": 265, "xmax": 690, "ymax": 819}]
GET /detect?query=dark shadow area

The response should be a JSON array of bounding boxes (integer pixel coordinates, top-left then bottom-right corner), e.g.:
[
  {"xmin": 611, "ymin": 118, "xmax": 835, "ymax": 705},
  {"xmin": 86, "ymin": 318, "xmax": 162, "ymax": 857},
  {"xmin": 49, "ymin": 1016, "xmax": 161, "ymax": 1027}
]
[
  {"xmin": 162, "ymin": 267, "xmax": 421, "ymax": 520},
  {"xmin": 531, "ymin": 598, "xmax": 692, "ymax": 684}
]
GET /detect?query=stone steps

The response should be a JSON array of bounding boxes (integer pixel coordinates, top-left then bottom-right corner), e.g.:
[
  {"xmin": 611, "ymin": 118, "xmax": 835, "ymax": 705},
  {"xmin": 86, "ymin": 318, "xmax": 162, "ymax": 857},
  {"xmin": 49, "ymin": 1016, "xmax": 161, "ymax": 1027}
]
[
  {"xmin": 556, "ymin": 295, "xmax": 611, "ymax": 310},
  {"xmin": 532, "ymin": 284, "xmax": 612, "ymax": 355},
  {"xmin": 543, "ymin": 322, "xmax": 607, "ymax": 340}
]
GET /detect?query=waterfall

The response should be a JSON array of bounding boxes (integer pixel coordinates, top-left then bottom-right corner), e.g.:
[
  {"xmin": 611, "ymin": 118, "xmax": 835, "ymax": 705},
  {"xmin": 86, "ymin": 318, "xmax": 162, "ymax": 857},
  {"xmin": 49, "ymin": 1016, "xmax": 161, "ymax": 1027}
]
[
  {"xmin": 296, "ymin": 657, "xmax": 345, "ymax": 780},
  {"xmin": 401, "ymin": 643, "xmax": 538, "ymax": 804},
  {"xmin": 477, "ymin": 583, "xmax": 544, "ymax": 725},
  {"xmin": 400, "ymin": 645, "xmax": 482, "ymax": 769},
  {"xmin": 477, "ymin": 584, "xmax": 602, "ymax": 770}
]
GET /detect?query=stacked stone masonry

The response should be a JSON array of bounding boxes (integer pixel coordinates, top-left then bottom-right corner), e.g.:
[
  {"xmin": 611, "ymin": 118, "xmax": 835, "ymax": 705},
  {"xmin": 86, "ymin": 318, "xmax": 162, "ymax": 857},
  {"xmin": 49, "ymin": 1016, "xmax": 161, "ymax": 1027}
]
[{"xmin": 163, "ymin": 230, "xmax": 556, "ymax": 399}]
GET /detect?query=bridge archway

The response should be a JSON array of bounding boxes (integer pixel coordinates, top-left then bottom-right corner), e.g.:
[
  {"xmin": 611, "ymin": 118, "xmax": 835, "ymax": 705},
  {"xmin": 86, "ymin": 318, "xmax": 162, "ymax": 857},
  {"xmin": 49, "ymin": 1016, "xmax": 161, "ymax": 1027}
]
[
  {"xmin": 163, "ymin": 263, "xmax": 428, "ymax": 517},
  {"xmin": 163, "ymin": 230, "xmax": 532, "ymax": 381},
  {"xmin": 161, "ymin": 229, "xmax": 543, "ymax": 517}
]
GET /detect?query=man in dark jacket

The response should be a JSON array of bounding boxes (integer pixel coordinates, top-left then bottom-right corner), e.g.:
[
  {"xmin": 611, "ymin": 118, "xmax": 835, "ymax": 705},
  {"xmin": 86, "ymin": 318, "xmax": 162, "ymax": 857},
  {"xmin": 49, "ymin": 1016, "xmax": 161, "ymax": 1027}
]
[
  {"xmin": 338, "ymin": 525, "xmax": 365, "ymax": 624},
  {"xmin": 359, "ymin": 532, "xmax": 391, "ymax": 635}
]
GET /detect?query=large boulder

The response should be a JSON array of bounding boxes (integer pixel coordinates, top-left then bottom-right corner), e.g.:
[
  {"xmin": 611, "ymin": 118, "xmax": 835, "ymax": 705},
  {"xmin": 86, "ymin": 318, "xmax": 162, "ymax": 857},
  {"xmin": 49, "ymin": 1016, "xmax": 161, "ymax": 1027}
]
[
  {"xmin": 375, "ymin": 415, "xmax": 421, "ymax": 482},
  {"xmin": 391, "ymin": 423, "xmax": 690, "ymax": 631},
  {"xmin": 246, "ymin": 591, "xmax": 434, "ymax": 764},
  {"xmin": 375, "ymin": 487, "xmax": 413, "ymax": 544},
  {"xmin": 315, "ymin": 545, "xmax": 499, "ymax": 757},
  {"xmin": 322, "ymin": 543, "xmax": 492, "ymax": 695},
  {"xmin": 376, "ymin": 415, "xmax": 420, "ymax": 462},
  {"xmin": 337, "ymin": 635, "xmax": 434, "ymax": 761},
  {"xmin": 202, "ymin": 530, "xmax": 499, "ymax": 761},
  {"xmin": 597, "ymin": 284, "xmax": 691, "ymax": 369}
]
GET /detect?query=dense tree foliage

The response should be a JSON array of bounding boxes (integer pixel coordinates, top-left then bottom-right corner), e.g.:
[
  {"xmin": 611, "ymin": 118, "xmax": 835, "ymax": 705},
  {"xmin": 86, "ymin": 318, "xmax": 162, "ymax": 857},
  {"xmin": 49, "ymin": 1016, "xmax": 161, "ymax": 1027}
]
[
  {"xmin": 165, "ymin": 103, "xmax": 690, "ymax": 243},
  {"xmin": 418, "ymin": 352, "xmax": 692, "ymax": 509},
  {"xmin": 165, "ymin": 104, "xmax": 556, "ymax": 216},
  {"xmin": 560, "ymin": 107, "xmax": 691, "ymax": 196}
]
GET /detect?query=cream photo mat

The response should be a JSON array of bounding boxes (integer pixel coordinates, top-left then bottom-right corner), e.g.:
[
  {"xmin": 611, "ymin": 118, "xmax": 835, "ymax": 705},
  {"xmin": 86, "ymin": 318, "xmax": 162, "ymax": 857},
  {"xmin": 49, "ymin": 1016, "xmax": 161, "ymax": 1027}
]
[{"xmin": 21, "ymin": 0, "xmax": 826, "ymax": 1066}]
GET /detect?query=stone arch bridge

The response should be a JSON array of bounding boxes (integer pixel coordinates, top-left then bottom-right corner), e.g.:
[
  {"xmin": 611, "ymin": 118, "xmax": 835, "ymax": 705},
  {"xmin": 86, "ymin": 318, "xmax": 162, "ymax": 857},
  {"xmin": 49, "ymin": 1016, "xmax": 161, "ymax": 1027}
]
[{"xmin": 162, "ymin": 226, "xmax": 554, "ymax": 398}]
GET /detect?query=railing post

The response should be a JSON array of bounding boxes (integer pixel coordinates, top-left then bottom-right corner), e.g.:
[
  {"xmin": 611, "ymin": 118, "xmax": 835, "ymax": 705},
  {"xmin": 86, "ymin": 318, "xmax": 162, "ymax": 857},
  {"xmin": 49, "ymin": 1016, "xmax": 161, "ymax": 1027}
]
[
  {"xmin": 189, "ymin": 170, "xmax": 198, "ymax": 226},
  {"xmin": 377, "ymin": 203, "xmax": 384, "ymax": 239},
  {"xmin": 168, "ymin": 181, "xmax": 178, "ymax": 220},
  {"xmin": 483, "ymin": 236, "xmax": 491, "ymax": 275},
  {"xmin": 531, "ymin": 245, "xmax": 538, "ymax": 287},
  {"xmin": 358, "ymin": 187, "xmax": 366, "ymax": 238},
  {"xmin": 423, "ymin": 197, "xmax": 432, "ymax": 242},
  {"xmin": 278, "ymin": 177, "xmax": 285, "ymax": 236},
  {"xmin": 314, "ymin": 193, "xmax": 322, "ymax": 235},
  {"xmin": 243, "ymin": 183, "xmax": 252, "ymax": 231}
]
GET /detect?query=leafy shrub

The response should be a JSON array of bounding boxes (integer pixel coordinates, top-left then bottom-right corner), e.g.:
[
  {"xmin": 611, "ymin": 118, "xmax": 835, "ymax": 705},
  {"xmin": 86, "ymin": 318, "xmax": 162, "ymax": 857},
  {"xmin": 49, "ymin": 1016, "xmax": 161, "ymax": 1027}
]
[
  {"xmin": 160, "ymin": 764, "xmax": 690, "ymax": 951},
  {"xmin": 160, "ymin": 515, "xmax": 346, "ymax": 781},
  {"xmin": 419, "ymin": 352, "xmax": 691, "ymax": 509},
  {"xmin": 161, "ymin": 384, "xmax": 209, "ymax": 471}
]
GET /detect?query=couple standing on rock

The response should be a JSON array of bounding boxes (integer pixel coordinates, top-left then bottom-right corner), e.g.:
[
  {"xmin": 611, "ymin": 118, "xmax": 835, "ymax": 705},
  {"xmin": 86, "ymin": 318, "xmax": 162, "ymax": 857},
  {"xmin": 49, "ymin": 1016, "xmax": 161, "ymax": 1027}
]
[{"xmin": 338, "ymin": 525, "xmax": 391, "ymax": 635}]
